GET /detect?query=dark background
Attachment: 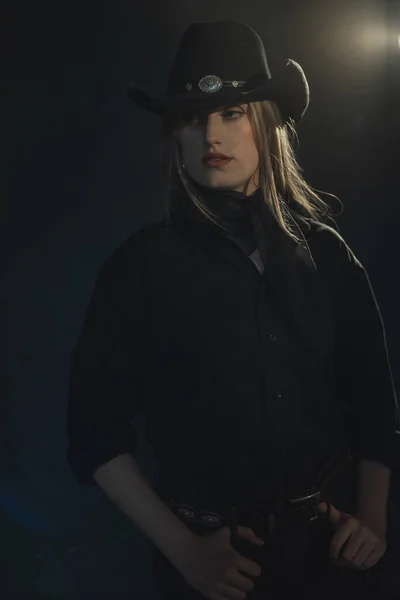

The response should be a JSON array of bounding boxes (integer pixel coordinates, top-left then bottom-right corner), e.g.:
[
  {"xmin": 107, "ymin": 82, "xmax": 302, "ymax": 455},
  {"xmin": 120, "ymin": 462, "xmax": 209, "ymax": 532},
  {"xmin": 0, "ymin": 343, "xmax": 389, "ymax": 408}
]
[{"xmin": 2, "ymin": 0, "xmax": 400, "ymax": 597}]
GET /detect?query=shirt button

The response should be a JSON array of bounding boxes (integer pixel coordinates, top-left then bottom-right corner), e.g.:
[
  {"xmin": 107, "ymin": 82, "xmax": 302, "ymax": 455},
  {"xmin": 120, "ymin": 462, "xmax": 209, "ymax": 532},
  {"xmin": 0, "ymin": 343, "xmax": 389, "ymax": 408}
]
[
  {"xmin": 276, "ymin": 390, "xmax": 283, "ymax": 399},
  {"xmin": 269, "ymin": 334, "xmax": 277, "ymax": 342}
]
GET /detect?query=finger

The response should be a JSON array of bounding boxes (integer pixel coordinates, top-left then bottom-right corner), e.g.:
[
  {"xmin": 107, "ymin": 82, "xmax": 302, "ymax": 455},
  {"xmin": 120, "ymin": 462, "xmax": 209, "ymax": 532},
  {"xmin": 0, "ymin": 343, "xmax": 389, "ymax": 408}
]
[
  {"xmin": 328, "ymin": 504, "xmax": 343, "ymax": 524},
  {"xmin": 318, "ymin": 502, "xmax": 342, "ymax": 525},
  {"xmin": 349, "ymin": 541, "xmax": 379, "ymax": 569},
  {"xmin": 330, "ymin": 522, "xmax": 355, "ymax": 561},
  {"xmin": 340, "ymin": 528, "xmax": 366, "ymax": 563},
  {"xmin": 362, "ymin": 548, "xmax": 385, "ymax": 570},
  {"xmin": 317, "ymin": 501, "xmax": 328, "ymax": 513}
]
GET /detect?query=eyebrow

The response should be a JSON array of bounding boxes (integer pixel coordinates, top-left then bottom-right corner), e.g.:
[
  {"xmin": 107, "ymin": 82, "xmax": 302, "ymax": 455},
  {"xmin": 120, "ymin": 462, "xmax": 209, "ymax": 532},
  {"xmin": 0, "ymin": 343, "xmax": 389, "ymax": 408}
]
[
  {"xmin": 224, "ymin": 104, "xmax": 246, "ymax": 111},
  {"xmin": 218, "ymin": 104, "xmax": 245, "ymax": 112}
]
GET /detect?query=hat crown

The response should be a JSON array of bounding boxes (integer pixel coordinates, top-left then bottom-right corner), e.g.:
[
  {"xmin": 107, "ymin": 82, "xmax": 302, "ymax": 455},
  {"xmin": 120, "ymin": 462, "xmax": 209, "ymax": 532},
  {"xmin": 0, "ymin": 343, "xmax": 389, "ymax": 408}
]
[
  {"xmin": 126, "ymin": 20, "xmax": 310, "ymax": 125},
  {"xmin": 166, "ymin": 21, "xmax": 271, "ymax": 96}
]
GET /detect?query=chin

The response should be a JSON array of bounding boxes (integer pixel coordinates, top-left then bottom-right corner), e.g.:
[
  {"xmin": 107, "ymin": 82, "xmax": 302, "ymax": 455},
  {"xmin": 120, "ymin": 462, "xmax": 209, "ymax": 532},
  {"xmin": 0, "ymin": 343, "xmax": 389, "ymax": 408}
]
[
  {"xmin": 204, "ymin": 181, "xmax": 232, "ymax": 190},
  {"xmin": 188, "ymin": 168, "xmax": 244, "ymax": 192},
  {"xmin": 200, "ymin": 174, "xmax": 241, "ymax": 190}
]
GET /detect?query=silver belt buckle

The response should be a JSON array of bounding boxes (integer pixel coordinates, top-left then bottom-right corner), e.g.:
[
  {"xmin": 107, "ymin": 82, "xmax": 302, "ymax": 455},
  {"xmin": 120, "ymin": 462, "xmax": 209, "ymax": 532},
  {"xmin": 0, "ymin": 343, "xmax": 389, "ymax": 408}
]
[
  {"xmin": 288, "ymin": 489, "xmax": 321, "ymax": 522},
  {"xmin": 173, "ymin": 502, "xmax": 225, "ymax": 528}
]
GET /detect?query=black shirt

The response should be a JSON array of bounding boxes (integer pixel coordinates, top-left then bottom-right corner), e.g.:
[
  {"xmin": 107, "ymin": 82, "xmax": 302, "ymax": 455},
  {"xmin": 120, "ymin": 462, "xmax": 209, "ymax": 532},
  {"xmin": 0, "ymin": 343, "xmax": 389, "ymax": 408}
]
[{"xmin": 66, "ymin": 201, "xmax": 398, "ymax": 502}]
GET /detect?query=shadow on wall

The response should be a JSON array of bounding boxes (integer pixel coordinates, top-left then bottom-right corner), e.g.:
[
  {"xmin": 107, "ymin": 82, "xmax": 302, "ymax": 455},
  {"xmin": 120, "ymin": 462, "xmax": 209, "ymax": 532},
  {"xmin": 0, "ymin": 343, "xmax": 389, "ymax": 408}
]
[
  {"xmin": 0, "ymin": 180, "xmax": 159, "ymax": 539},
  {"xmin": 0, "ymin": 412, "xmax": 162, "ymax": 599},
  {"xmin": 0, "ymin": 455, "xmax": 161, "ymax": 600}
]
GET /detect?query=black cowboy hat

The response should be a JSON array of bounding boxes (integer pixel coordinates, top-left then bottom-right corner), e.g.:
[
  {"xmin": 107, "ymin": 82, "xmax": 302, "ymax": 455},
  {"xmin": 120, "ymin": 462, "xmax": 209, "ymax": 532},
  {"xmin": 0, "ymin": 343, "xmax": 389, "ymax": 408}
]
[{"xmin": 126, "ymin": 20, "xmax": 310, "ymax": 126}]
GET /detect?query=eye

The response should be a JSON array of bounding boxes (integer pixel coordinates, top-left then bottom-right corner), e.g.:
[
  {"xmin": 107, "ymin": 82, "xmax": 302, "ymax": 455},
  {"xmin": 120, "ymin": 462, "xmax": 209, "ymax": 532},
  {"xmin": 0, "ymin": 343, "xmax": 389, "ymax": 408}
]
[
  {"xmin": 222, "ymin": 110, "xmax": 243, "ymax": 120},
  {"xmin": 181, "ymin": 109, "xmax": 243, "ymax": 128}
]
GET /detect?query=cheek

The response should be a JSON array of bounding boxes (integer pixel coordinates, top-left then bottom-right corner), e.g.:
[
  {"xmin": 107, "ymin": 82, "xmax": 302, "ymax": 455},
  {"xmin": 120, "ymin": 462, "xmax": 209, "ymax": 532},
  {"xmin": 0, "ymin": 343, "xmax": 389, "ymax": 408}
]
[
  {"xmin": 251, "ymin": 143, "xmax": 260, "ymax": 165},
  {"xmin": 246, "ymin": 129, "xmax": 259, "ymax": 157},
  {"xmin": 239, "ymin": 136, "xmax": 259, "ymax": 170},
  {"xmin": 249, "ymin": 142, "xmax": 260, "ymax": 168}
]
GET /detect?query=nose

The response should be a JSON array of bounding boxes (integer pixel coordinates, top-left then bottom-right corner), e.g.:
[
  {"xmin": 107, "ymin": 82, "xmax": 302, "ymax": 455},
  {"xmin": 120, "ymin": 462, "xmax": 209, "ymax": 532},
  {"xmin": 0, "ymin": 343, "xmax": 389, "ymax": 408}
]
[{"xmin": 203, "ymin": 112, "xmax": 222, "ymax": 145}]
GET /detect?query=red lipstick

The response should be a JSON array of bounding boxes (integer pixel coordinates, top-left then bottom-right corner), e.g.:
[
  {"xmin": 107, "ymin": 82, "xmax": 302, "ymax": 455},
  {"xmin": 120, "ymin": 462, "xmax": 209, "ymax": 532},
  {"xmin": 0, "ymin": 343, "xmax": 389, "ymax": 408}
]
[{"xmin": 202, "ymin": 151, "xmax": 233, "ymax": 167}]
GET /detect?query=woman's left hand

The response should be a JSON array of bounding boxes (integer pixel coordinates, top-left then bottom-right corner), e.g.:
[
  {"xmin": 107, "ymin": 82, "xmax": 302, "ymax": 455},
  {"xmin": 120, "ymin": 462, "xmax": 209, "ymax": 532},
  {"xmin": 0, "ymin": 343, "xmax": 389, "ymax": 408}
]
[{"xmin": 317, "ymin": 501, "xmax": 387, "ymax": 571}]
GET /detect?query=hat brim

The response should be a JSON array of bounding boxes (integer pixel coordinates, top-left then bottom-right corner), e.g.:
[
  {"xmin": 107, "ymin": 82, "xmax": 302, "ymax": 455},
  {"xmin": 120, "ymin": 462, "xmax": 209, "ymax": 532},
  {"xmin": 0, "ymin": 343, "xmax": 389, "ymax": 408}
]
[{"xmin": 126, "ymin": 59, "xmax": 309, "ymax": 125}]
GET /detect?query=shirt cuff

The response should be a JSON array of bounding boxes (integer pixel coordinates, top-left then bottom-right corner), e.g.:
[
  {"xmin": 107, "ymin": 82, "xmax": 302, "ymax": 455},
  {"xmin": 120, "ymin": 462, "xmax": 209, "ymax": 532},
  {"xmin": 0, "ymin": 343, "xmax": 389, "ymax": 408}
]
[{"xmin": 67, "ymin": 425, "xmax": 139, "ymax": 484}]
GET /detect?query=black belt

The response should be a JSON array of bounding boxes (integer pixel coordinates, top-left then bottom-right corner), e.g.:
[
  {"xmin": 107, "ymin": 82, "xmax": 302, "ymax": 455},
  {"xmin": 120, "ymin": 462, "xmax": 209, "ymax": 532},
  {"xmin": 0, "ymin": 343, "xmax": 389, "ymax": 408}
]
[{"xmin": 162, "ymin": 449, "xmax": 353, "ymax": 541}]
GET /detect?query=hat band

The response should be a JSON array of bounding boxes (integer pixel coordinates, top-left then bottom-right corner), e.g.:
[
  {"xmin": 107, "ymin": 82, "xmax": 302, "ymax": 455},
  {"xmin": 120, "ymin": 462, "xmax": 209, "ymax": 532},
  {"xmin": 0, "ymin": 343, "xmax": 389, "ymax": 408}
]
[{"xmin": 185, "ymin": 75, "xmax": 247, "ymax": 94}]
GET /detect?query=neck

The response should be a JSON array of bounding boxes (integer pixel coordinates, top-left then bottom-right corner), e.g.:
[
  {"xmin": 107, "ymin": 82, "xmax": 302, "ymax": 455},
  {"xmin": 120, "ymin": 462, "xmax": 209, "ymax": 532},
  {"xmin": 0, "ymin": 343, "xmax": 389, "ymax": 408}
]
[{"xmin": 192, "ymin": 179, "xmax": 259, "ymax": 198}]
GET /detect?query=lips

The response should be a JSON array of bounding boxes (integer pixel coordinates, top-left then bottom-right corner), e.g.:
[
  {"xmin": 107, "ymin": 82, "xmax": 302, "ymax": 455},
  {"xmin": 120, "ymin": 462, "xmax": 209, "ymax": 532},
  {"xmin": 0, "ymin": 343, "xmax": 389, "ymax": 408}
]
[
  {"xmin": 202, "ymin": 153, "xmax": 233, "ymax": 168},
  {"xmin": 203, "ymin": 157, "xmax": 233, "ymax": 168},
  {"xmin": 202, "ymin": 152, "xmax": 231, "ymax": 162}
]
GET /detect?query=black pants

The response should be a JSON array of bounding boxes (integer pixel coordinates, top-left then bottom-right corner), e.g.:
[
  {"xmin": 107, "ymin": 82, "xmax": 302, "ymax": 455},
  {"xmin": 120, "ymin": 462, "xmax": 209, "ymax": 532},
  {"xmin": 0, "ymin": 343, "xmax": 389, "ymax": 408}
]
[{"xmin": 152, "ymin": 514, "xmax": 395, "ymax": 599}]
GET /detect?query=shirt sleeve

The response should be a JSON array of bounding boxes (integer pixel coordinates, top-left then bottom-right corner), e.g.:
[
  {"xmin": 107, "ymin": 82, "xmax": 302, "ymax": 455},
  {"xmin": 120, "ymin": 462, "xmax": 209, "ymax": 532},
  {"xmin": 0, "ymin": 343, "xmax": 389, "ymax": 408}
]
[
  {"xmin": 66, "ymin": 241, "xmax": 148, "ymax": 484},
  {"xmin": 333, "ymin": 239, "xmax": 399, "ymax": 471}
]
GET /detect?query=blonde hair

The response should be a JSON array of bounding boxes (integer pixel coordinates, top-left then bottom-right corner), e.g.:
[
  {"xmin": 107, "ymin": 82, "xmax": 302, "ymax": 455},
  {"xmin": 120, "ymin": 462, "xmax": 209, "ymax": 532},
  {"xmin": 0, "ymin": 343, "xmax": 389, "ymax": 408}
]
[{"xmin": 160, "ymin": 100, "xmax": 342, "ymax": 243}]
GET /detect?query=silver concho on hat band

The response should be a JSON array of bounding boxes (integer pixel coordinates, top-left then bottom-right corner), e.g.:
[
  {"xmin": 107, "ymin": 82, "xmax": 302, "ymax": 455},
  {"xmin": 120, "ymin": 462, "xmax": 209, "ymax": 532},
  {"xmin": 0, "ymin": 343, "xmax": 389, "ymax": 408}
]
[{"xmin": 198, "ymin": 75, "xmax": 223, "ymax": 93}]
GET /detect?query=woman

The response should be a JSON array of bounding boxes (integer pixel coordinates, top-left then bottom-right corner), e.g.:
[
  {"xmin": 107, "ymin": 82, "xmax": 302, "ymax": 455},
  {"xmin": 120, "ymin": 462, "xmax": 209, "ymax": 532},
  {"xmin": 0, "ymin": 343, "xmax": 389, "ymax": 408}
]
[{"xmin": 66, "ymin": 20, "xmax": 398, "ymax": 599}]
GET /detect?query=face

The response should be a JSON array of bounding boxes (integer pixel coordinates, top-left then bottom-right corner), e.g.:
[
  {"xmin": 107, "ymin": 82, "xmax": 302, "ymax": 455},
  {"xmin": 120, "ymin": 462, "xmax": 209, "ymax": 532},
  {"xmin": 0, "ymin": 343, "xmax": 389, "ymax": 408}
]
[{"xmin": 176, "ymin": 104, "xmax": 260, "ymax": 195}]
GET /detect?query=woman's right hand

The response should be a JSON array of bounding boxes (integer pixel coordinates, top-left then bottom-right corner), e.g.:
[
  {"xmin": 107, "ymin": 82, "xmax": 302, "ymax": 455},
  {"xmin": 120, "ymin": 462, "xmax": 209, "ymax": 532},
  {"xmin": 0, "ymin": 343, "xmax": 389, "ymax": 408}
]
[{"xmin": 176, "ymin": 525, "xmax": 264, "ymax": 600}]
